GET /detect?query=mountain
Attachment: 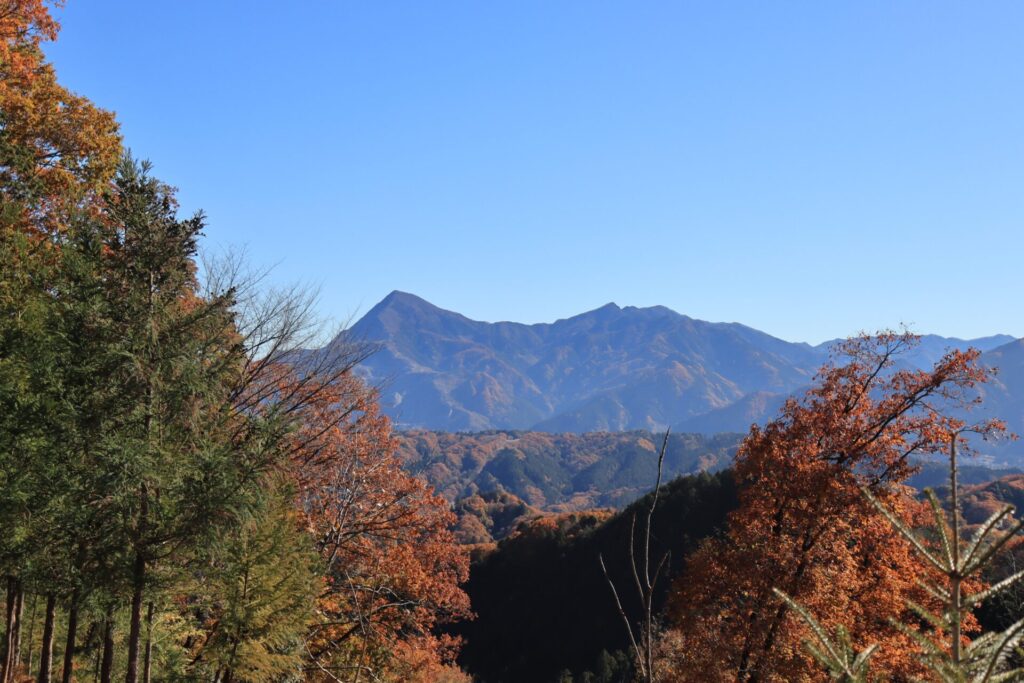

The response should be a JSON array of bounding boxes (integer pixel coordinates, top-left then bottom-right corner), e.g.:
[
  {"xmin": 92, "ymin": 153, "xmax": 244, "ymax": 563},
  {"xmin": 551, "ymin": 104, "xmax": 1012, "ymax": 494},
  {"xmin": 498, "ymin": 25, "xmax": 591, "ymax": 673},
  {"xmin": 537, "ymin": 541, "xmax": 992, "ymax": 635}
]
[
  {"xmin": 338, "ymin": 291, "xmax": 825, "ymax": 432},
  {"xmin": 957, "ymin": 473, "xmax": 1024, "ymax": 525},
  {"xmin": 451, "ymin": 490, "xmax": 542, "ymax": 546},
  {"xmin": 322, "ymin": 291, "xmax": 1020, "ymax": 441},
  {"xmin": 972, "ymin": 339, "xmax": 1024, "ymax": 463},
  {"xmin": 814, "ymin": 334, "xmax": 1016, "ymax": 371}
]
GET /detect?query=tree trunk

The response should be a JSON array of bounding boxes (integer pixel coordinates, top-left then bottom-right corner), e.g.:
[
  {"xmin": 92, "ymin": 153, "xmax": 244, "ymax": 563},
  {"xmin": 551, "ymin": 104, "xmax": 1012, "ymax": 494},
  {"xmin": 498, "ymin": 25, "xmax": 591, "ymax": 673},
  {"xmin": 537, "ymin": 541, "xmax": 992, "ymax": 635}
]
[
  {"xmin": 61, "ymin": 591, "xmax": 80, "ymax": 683},
  {"xmin": 141, "ymin": 603, "xmax": 153, "ymax": 683},
  {"xmin": 13, "ymin": 589, "xmax": 23, "ymax": 675},
  {"xmin": 25, "ymin": 593, "xmax": 38, "ymax": 679},
  {"xmin": 950, "ymin": 435, "xmax": 963, "ymax": 665},
  {"xmin": 124, "ymin": 478, "xmax": 150, "ymax": 683},
  {"xmin": 99, "ymin": 617, "xmax": 113, "ymax": 683},
  {"xmin": 123, "ymin": 547, "xmax": 145, "ymax": 683},
  {"xmin": 4, "ymin": 580, "xmax": 24, "ymax": 683},
  {"xmin": 36, "ymin": 594, "xmax": 56, "ymax": 683},
  {"xmin": 2, "ymin": 577, "xmax": 13, "ymax": 683}
]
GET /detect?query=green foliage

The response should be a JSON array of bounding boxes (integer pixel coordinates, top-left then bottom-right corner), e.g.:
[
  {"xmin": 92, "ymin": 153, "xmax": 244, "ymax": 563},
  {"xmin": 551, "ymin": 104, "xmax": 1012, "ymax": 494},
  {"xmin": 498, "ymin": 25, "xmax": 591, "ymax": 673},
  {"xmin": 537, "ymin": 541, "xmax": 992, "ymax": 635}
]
[
  {"xmin": 0, "ymin": 153, "xmax": 324, "ymax": 681},
  {"xmin": 187, "ymin": 481, "xmax": 320, "ymax": 682}
]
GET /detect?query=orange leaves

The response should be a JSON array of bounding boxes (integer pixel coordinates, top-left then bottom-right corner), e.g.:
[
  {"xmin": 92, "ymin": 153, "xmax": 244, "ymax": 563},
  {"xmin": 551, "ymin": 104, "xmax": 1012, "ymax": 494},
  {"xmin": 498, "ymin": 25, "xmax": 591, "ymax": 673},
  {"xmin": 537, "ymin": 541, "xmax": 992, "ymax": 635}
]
[
  {"xmin": 0, "ymin": 0, "xmax": 121, "ymax": 225},
  {"xmin": 662, "ymin": 332, "xmax": 999, "ymax": 681},
  {"xmin": 278, "ymin": 368, "xmax": 470, "ymax": 679}
]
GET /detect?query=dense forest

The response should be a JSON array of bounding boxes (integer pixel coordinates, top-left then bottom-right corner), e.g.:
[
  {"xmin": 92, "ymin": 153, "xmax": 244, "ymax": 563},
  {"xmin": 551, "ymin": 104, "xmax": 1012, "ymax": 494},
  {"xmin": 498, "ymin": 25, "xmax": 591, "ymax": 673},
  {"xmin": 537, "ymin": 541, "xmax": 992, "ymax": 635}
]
[
  {"xmin": 452, "ymin": 471, "xmax": 737, "ymax": 682},
  {"xmin": 0, "ymin": 4, "xmax": 468, "ymax": 681},
  {"xmin": 6, "ymin": 3, "xmax": 1024, "ymax": 682},
  {"xmin": 393, "ymin": 430, "xmax": 740, "ymax": 511}
]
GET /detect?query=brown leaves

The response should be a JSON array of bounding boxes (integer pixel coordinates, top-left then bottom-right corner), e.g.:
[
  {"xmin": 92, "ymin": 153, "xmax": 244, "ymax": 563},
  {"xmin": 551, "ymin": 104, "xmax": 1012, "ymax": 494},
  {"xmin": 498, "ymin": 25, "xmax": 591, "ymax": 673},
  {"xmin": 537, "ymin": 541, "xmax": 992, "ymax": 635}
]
[
  {"xmin": 280, "ymin": 369, "xmax": 471, "ymax": 680},
  {"xmin": 661, "ymin": 332, "xmax": 1000, "ymax": 682},
  {"xmin": 0, "ymin": 0, "xmax": 121, "ymax": 228}
]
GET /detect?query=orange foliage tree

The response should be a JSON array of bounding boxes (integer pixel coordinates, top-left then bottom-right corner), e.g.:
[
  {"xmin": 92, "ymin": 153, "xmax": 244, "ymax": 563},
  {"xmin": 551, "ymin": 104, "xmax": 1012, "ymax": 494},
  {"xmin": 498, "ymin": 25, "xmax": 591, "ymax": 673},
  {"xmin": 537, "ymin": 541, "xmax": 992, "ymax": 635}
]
[
  {"xmin": 0, "ymin": 0, "xmax": 120, "ymax": 221},
  {"xmin": 660, "ymin": 333, "xmax": 999, "ymax": 682},
  {"xmin": 284, "ymin": 367, "xmax": 471, "ymax": 682}
]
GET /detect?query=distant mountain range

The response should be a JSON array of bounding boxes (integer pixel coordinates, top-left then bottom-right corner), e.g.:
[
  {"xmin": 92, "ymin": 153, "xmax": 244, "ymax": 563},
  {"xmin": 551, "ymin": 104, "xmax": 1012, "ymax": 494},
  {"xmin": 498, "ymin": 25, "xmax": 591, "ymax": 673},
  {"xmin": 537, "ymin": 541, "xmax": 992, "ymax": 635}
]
[{"xmin": 311, "ymin": 291, "xmax": 1023, "ymax": 461}]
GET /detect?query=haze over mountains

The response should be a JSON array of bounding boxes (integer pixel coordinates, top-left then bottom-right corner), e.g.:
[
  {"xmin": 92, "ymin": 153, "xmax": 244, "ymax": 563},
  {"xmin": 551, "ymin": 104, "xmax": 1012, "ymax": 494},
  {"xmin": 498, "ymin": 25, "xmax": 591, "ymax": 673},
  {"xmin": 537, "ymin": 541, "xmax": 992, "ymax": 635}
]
[{"xmin": 315, "ymin": 291, "xmax": 1024, "ymax": 461}]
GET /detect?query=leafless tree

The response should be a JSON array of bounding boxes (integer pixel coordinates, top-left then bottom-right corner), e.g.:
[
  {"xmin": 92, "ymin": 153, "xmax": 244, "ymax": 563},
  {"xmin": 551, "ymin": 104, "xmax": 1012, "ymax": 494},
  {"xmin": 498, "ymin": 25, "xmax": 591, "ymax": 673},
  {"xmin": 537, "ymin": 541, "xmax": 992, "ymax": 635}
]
[{"xmin": 599, "ymin": 428, "xmax": 671, "ymax": 683}]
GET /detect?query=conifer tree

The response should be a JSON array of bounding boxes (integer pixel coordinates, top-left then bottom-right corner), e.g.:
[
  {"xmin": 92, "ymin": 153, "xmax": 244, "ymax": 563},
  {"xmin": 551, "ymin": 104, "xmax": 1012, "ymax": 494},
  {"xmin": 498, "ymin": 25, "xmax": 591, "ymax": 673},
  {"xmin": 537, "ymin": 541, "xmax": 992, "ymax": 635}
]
[
  {"xmin": 186, "ymin": 479, "xmax": 319, "ymax": 683},
  {"xmin": 93, "ymin": 156, "xmax": 251, "ymax": 683}
]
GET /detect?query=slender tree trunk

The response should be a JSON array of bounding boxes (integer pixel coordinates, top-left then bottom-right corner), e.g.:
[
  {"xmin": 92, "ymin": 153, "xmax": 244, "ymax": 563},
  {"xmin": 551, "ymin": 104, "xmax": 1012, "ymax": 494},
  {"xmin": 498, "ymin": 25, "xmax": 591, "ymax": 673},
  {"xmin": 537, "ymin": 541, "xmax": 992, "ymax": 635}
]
[
  {"xmin": 5, "ymin": 581, "xmax": 24, "ymax": 683},
  {"xmin": 98, "ymin": 616, "xmax": 113, "ymax": 683},
  {"xmin": 13, "ymin": 589, "xmax": 23, "ymax": 674},
  {"xmin": 949, "ymin": 435, "xmax": 962, "ymax": 665},
  {"xmin": 123, "ymin": 550, "xmax": 145, "ymax": 683},
  {"xmin": 2, "ymin": 577, "xmax": 13, "ymax": 683},
  {"xmin": 24, "ymin": 593, "xmax": 38, "ymax": 679},
  {"xmin": 36, "ymin": 594, "xmax": 56, "ymax": 683},
  {"xmin": 141, "ymin": 603, "xmax": 153, "ymax": 683},
  {"xmin": 62, "ymin": 590, "xmax": 80, "ymax": 683},
  {"xmin": 124, "ymin": 484, "xmax": 148, "ymax": 683}
]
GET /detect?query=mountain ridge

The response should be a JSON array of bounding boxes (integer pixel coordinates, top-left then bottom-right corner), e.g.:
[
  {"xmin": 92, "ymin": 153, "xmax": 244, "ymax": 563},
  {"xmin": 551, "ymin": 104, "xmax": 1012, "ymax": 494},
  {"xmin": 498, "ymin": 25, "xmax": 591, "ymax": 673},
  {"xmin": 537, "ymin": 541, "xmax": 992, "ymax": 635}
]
[{"xmin": 317, "ymin": 291, "xmax": 1023, "ymax": 460}]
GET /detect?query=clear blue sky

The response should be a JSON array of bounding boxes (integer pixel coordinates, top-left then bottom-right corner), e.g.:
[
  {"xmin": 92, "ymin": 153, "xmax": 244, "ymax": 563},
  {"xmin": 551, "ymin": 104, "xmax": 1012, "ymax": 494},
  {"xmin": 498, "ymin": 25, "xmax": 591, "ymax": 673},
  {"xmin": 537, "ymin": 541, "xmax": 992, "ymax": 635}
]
[{"xmin": 47, "ymin": 2, "xmax": 1024, "ymax": 344}]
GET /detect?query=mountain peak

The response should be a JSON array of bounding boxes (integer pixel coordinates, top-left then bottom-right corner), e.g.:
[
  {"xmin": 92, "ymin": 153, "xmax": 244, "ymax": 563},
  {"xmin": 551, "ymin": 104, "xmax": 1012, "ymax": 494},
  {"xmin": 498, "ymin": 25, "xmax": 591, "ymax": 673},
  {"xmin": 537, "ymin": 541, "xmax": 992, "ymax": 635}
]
[
  {"xmin": 592, "ymin": 302, "xmax": 621, "ymax": 316},
  {"xmin": 362, "ymin": 290, "xmax": 455, "ymax": 321},
  {"xmin": 352, "ymin": 291, "xmax": 479, "ymax": 342},
  {"xmin": 377, "ymin": 290, "xmax": 436, "ymax": 309}
]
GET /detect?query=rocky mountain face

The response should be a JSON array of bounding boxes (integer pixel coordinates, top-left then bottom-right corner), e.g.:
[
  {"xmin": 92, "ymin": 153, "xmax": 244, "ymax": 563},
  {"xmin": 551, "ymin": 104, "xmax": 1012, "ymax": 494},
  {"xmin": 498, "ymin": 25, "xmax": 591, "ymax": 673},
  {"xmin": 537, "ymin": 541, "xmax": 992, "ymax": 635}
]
[{"xmin": 319, "ymin": 291, "xmax": 1021, "ymax": 460}]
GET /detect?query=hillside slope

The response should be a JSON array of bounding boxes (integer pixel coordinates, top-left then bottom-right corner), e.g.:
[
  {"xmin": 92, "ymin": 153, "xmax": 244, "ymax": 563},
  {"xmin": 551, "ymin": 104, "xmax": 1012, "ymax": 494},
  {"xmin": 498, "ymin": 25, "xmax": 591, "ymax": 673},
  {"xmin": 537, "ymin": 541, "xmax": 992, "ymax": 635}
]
[{"xmin": 394, "ymin": 429, "xmax": 742, "ymax": 510}]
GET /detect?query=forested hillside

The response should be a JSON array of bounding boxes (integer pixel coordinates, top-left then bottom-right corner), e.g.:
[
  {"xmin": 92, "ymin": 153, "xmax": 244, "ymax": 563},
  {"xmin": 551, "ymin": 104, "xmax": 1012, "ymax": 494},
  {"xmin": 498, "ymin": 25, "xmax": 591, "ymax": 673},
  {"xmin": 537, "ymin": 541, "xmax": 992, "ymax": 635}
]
[
  {"xmin": 393, "ymin": 430, "xmax": 741, "ymax": 509},
  {"xmin": 451, "ymin": 471, "xmax": 737, "ymax": 682}
]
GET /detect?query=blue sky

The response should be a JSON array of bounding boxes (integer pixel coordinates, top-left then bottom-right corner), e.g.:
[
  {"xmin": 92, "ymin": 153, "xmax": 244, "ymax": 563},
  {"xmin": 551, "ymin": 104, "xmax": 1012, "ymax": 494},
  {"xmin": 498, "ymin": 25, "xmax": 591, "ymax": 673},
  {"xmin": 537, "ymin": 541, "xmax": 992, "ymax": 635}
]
[{"xmin": 47, "ymin": 2, "xmax": 1024, "ymax": 344}]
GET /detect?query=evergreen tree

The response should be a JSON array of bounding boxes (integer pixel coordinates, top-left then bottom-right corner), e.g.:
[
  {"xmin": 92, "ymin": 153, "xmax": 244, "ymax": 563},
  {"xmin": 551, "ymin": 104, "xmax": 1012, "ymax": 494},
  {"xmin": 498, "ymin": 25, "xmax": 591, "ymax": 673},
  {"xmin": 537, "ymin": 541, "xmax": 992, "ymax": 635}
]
[
  {"xmin": 93, "ymin": 155, "xmax": 251, "ymax": 683},
  {"xmin": 186, "ymin": 479, "xmax": 319, "ymax": 682}
]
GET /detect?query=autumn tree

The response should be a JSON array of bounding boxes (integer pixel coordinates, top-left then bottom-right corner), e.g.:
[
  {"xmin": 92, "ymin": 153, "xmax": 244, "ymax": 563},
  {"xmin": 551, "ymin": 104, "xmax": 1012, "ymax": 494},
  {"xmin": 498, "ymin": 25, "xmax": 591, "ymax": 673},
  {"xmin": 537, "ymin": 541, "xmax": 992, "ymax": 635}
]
[
  {"xmin": 0, "ymin": 0, "xmax": 120, "ymax": 223},
  {"xmin": 285, "ymin": 370, "xmax": 471, "ymax": 682},
  {"xmin": 1, "ymin": 1, "xmax": 119, "ymax": 675},
  {"xmin": 778, "ymin": 425, "xmax": 1024, "ymax": 681},
  {"xmin": 660, "ymin": 333, "xmax": 995, "ymax": 682}
]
